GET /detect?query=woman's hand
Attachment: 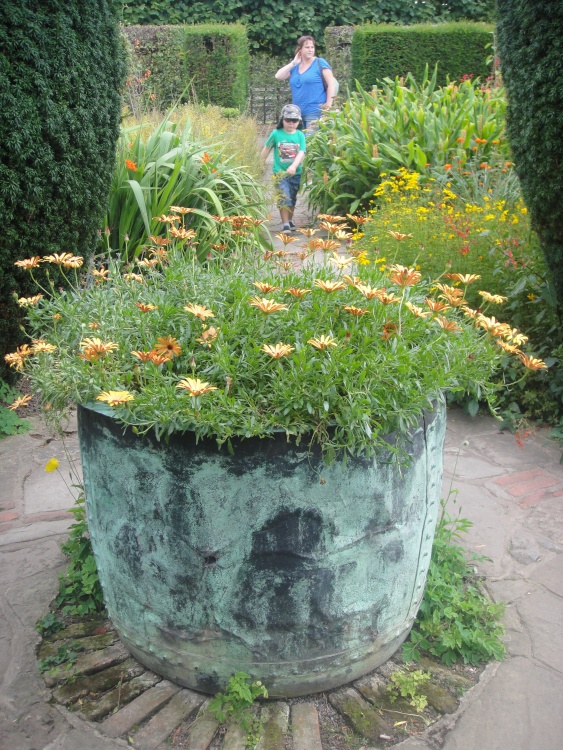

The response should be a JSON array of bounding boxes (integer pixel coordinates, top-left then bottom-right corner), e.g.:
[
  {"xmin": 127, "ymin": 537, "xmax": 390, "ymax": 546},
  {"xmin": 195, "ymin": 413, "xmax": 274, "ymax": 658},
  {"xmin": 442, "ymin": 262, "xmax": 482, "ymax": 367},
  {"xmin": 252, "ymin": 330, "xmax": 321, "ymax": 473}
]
[{"xmin": 275, "ymin": 53, "xmax": 302, "ymax": 81}]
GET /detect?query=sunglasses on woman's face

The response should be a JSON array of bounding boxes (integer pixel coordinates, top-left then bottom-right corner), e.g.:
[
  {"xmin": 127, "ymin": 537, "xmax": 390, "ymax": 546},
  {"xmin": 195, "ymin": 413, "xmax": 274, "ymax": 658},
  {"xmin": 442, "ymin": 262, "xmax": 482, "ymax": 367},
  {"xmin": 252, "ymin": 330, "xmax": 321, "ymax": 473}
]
[{"xmin": 284, "ymin": 118, "xmax": 299, "ymax": 123}]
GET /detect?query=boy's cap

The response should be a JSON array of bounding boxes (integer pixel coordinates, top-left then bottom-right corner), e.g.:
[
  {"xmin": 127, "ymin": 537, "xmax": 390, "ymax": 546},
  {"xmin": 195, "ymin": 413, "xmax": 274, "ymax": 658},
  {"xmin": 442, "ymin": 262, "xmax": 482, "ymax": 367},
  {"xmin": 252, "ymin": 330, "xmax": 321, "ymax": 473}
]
[{"xmin": 281, "ymin": 104, "xmax": 302, "ymax": 120}]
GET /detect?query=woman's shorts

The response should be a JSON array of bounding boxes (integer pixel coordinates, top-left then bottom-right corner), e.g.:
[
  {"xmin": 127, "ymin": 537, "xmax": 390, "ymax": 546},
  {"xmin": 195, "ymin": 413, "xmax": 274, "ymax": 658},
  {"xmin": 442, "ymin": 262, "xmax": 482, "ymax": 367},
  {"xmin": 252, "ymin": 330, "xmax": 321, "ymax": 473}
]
[
  {"xmin": 302, "ymin": 110, "xmax": 322, "ymax": 135},
  {"xmin": 275, "ymin": 173, "xmax": 302, "ymax": 208}
]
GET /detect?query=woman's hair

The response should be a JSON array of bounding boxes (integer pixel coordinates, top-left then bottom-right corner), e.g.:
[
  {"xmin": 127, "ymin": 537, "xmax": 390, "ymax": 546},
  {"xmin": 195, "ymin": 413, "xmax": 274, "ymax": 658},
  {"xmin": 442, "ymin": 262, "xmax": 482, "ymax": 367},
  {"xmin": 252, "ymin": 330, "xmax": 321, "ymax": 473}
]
[{"xmin": 295, "ymin": 35, "xmax": 315, "ymax": 54}]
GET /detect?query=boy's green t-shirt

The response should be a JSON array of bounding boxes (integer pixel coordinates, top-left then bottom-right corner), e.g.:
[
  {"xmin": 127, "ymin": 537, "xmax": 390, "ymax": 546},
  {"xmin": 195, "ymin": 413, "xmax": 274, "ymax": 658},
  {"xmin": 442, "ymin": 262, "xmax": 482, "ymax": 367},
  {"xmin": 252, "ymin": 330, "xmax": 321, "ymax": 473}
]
[{"xmin": 265, "ymin": 129, "xmax": 306, "ymax": 174}]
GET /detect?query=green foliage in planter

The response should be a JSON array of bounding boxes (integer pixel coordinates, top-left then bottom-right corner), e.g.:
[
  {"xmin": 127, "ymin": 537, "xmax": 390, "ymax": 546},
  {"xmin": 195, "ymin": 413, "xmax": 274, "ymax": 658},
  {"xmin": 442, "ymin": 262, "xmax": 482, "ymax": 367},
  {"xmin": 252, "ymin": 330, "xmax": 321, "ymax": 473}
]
[
  {"xmin": 0, "ymin": 1, "xmax": 126, "ymax": 380},
  {"xmin": 122, "ymin": 24, "xmax": 249, "ymax": 112},
  {"xmin": 16, "ymin": 234, "xmax": 511, "ymax": 462},
  {"xmin": 121, "ymin": 1, "xmax": 496, "ymax": 58},
  {"xmin": 305, "ymin": 69, "xmax": 507, "ymax": 215},
  {"xmin": 403, "ymin": 498, "xmax": 505, "ymax": 666},
  {"xmin": 496, "ymin": 1, "xmax": 563, "ymax": 321},
  {"xmin": 352, "ymin": 22, "xmax": 494, "ymax": 89},
  {"xmin": 102, "ymin": 110, "xmax": 268, "ymax": 261}
]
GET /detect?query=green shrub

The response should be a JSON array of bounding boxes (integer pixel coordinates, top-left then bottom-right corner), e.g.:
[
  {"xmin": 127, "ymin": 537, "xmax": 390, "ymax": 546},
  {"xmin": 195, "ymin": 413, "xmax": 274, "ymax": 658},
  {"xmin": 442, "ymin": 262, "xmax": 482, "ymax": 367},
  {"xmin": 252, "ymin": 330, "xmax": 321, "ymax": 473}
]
[
  {"xmin": 0, "ymin": 1, "xmax": 126, "ymax": 380},
  {"xmin": 122, "ymin": 24, "xmax": 249, "ymax": 112},
  {"xmin": 497, "ymin": 1, "xmax": 563, "ymax": 322},
  {"xmin": 352, "ymin": 22, "xmax": 494, "ymax": 88},
  {"xmin": 102, "ymin": 110, "xmax": 268, "ymax": 262},
  {"xmin": 305, "ymin": 70, "xmax": 507, "ymax": 214}
]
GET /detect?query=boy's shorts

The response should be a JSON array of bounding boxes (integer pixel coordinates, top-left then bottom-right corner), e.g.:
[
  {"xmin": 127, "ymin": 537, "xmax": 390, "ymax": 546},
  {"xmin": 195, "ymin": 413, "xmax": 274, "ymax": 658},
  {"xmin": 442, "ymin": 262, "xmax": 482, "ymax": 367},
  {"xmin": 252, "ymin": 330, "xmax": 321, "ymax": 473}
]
[{"xmin": 275, "ymin": 173, "xmax": 302, "ymax": 208}]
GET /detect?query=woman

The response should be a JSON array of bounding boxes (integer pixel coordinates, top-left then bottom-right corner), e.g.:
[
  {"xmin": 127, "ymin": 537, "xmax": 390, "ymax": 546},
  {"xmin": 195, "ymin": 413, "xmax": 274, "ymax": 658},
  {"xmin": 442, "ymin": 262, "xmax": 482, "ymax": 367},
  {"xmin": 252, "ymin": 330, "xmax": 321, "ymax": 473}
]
[{"xmin": 275, "ymin": 36, "xmax": 336, "ymax": 131}]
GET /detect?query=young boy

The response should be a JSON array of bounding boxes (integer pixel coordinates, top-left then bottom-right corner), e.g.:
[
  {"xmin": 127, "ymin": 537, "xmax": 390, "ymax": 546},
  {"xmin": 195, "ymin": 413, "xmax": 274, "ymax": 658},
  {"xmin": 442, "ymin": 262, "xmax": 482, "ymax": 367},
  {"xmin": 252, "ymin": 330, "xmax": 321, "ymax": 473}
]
[{"xmin": 261, "ymin": 104, "xmax": 306, "ymax": 231}]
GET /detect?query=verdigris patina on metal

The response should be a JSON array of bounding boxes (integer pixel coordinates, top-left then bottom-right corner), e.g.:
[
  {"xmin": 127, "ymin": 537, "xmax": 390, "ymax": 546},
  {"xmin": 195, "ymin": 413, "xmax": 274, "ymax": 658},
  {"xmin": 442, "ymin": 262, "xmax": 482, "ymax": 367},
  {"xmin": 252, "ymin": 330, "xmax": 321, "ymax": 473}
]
[{"xmin": 77, "ymin": 400, "xmax": 446, "ymax": 697}]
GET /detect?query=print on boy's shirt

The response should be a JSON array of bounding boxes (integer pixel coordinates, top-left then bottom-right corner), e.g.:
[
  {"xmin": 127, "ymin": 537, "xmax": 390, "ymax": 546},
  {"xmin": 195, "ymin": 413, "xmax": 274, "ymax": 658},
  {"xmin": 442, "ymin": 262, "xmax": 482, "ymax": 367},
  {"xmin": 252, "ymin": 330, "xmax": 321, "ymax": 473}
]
[{"xmin": 278, "ymin": 141, "xmax": 300, "ymax": 162}]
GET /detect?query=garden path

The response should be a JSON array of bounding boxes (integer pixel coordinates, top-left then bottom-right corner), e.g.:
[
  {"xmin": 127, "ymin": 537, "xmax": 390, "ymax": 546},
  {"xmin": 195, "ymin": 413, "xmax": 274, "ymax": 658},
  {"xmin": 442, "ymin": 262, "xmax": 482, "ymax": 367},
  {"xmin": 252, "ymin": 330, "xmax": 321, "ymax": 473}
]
[{"xmin": 1, "ymin": 408, "xmax": 562, "ymax": 749}]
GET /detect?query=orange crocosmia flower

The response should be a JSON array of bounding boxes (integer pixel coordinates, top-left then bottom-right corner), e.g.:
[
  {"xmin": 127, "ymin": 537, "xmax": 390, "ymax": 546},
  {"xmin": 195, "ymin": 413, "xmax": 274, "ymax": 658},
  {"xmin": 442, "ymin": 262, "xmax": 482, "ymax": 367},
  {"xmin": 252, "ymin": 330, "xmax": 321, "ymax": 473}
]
[
  {"xmin": 342, "ymin": 275, "xmax": 361, "ymax": 287},
  {"xmin": 518, "ymin": 354, "xmax": 548, "ymax": 370},
  {"xmin": 444, "ymin": 273, "xmax": 481, "ymax": 284},
  {"xmin": 389, "ymin": 265, "xmax": 421, "ymax": 286},
  {"xmin": 201, "ymin": 152, "xmax": 212, "ymax": 163},
  {"xmin": 196, "ymin": 326, "xmax": 219, "ymax": 347},
  {"xmin": 93, "ymin": 267, "xmax": 109, "ymax": 282},
  {"xmin": 381, "ymin": 322, "xmax": 398, "ymax": 339},
  {"xmin": 149, "ymin": 236, "xmax": 173, "ymax": 246},
  {"xmin": 456, "ymin": 137, "xmax": 464, "ymax": 143},
  {"xmin": 319, "ymin": 221, "xmax": 346, "ymax": 234},
  {"xmin": 275, "ymin": 232, "xmax": 298, "ymax": 246},
  {"xmin": 496, "ymin": 340, "xmax": 522, "ymax": 355},
  {"xmin": 315, "ymin": 239, "xmax": 341, "ymax": 252},
  {"xmin": 125, "ymin": 160, "xmax": 137, "ymax": 171},
  {"xmin": 444, "ymin": 163, "xmax": 453, "ymax": 170},
  {"xmin": 31, "ymin": 340, "xmax": 56, "ymax": 354},
  {"xmin": 308, "ymin": 335, "xmax": 337, "ymax": 350},
  {"xmin": 476, "ymin": 315, "xmax": 511, "ymax": 337},
  {"xmin": 131, "ymin": 350, "xmax": 156, "ymax": 362},
  {"xmin": 387, "ymin": 231, "xmax": 413, "ymax": 241},
  {"xmin": 474, "ymin": 138, "xmax": 487, "ymax": 144},
  {"xmin": 14, "ymin": 256, "xmax": 41, "ymax": 269},
  {"xmin": 136, "ymin": 302, "xmax": 158, "ymax": 312},
  {"xmin": 317, "ymin": 214, "xmax": 347, "ymax": 223},
  {"xmin": 17, "ymin": 294, "xmax": 43, "ymax": 307},
  {"xmin": 425, "ymin": 298, "xmax": 451, "ymax": 313},
  {"xmin": 88, "ymin": 321, "xmax": 100, "ymax": 329},
  {"xmin": 79, "ymin": 338, "xmax": 118, "ymax": 358},
  {"xmin": 184, "ymin": 303, "xmax": 214, "ymax": 320},
  {"xmin": 376, "ymin": 290, "xmax": 400, "ymax": 305},
  {"xmin": 248, "ymin": 297, "xmax": 288, "ymax": 314},
  {"xmin": 42, "ymin": 252, "xmax": 76, "ymax": 266},
  {"xmin": 176, "ymin": 377, "xmax": 217, "ymax": 396},
  {"xmin": 285, "ymin": 287, "xmax": 311, "ymax": 297},
  {"xmin": 355, "ymin": 283, "xmax": 379, "ymax": 299},
  {"xmin": 261, "ymin": 342, "xmax": 295, "ymax": 359},
  {"xmin": 169, "ymin": 226, "xmax": 197, "ymax": 240},
  {"xmin": 96, "ymin": 390, "xmax": 135, "ymax": 406},
  {"xmin": 346, "ymin": 214, "xmax": 369, "ymax": 224},
  {"xmin": 343, "ymin": 305, "xmax": 370, "ymax": 316},
  {"xmin": 406, "ymin": 302, "xmax": 431, "ymax": 318},
  {"xmin": 153, "ymin": 335, "xmax": 182, "ymax": 359},
  {"xmin": 478, "ymin": 291, "xmax": 508, "ymax": 304},
  {"xmin": 8, "ymin": 394, "xmax": 32, "ymax": 411},
  {"xmin": 152, "ymin": 215, "xmax": 178, "ymax": 224},
  {"xmin": 479, "ymin": 162, "xmax": 490, "ymax": 169},
  {"xmin": 253, "ymin": 281, "xmax": 280, "ymax": 294},
  {"xmin": 435, "ymin": 316, "xmax": 461, "ymax": 332},
  {"xmin": 314, "ymin": 279, "xmax": 347, "ymax": 293}
]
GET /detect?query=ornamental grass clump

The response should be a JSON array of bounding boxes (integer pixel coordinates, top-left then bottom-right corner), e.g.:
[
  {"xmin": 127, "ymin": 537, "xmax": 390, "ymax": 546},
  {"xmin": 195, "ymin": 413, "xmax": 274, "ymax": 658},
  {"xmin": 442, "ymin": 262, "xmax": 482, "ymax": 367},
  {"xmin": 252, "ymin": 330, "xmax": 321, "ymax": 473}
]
[{"xmin": 7, "ymin": 216, "xmax": 543, "ymax": 461}]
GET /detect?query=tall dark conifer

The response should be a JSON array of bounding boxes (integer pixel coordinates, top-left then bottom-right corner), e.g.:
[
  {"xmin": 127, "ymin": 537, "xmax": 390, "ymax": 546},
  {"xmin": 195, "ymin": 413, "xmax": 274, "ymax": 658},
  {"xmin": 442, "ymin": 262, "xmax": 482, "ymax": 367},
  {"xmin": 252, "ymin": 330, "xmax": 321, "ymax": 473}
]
[
  {"xmin": 496, "ymin": 0, "xmax": 563, "ymax": 319},
  {"xmin": 0, "ymin": 1, "xmax": 126, "ymax": 378}
]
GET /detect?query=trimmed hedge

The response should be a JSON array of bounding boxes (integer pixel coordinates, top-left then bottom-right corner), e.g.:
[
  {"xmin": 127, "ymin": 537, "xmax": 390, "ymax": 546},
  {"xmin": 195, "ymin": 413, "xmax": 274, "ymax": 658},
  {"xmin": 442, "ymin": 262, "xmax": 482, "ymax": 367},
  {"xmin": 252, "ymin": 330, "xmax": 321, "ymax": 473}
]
[
  {"xmin": 122, "ymin": 24, "xmax": 250, "ymax": 112},
  {"xmin": 121, "ymin": 0, "xmax": 496, "ymax": 58},
  {"xmin": 0, "ymin": 1, "xmax": 126, "ymax": 380},
  {"xmin": 352, "ymin": 22, "xmax": 494, "ymax": 88},
  {"xmin": 496, "ymin": 0, "xmax": 563, "ymax": 319}
]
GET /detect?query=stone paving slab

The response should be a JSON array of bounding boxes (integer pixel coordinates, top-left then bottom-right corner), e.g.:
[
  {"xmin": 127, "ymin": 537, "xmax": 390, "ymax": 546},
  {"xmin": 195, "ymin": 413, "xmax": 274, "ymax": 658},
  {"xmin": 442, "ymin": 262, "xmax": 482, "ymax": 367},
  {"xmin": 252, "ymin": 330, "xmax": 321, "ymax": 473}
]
[
  {"xmin": 131, "ymin": 688, "xmax": 205, "ymax": 749},
  {"xmin": 101, "ymin": 680, "xmax": 180, "ymax": 738},
  {"xmin": 291, "ymin": 702, "xmax": 323, "ymax": 750}
]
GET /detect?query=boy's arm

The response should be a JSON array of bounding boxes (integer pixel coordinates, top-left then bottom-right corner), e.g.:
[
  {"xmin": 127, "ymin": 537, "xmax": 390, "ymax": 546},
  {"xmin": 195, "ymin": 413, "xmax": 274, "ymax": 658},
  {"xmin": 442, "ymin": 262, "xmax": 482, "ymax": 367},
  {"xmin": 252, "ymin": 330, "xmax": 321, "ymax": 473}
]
[
  {"xmin": 286, "ymin": 149, "xmax": 305, "ymax": 176},
  {"xmin": 261, "ymin": 145, "xmax": 272, "ymax": 161}
]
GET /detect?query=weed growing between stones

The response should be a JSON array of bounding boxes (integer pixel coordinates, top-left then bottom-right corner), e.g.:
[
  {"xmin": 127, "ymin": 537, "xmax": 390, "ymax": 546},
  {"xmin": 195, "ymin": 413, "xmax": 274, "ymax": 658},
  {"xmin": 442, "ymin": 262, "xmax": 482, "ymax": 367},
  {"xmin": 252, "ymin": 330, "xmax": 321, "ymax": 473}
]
[
  {"xmin": 208, "ymin": 672, "xmax": 268, "ymax": 748},
  {"xmin": 403, "ymin": 476, "xmax": 506, "ymax": 666}
]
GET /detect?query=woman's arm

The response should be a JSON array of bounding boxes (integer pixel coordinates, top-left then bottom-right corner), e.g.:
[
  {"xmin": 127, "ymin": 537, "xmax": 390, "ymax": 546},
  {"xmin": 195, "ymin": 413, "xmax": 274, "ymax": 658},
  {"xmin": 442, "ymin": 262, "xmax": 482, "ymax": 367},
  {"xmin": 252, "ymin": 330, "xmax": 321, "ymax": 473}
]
[
  {"xmin": 320, "ymin": 67, "xmax": 336, "ymax": 109},
  {"xmin": 275, "ymin": 53, "xmax": 301, "ymax": 81}
]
